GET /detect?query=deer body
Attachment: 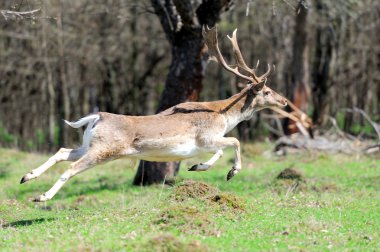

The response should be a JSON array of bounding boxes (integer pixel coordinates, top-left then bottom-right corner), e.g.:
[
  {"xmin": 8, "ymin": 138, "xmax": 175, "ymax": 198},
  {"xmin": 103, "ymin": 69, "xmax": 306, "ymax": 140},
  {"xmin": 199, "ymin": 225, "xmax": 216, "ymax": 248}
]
[
  {"xmin": 94, "ymin": 111, "xmax": 224, "ymax": 162},
  {"xmin": 87, "ymin": 86, "xmax": 284, "ymax": 162},
  {"xmin": 20, "ymin": 26, "xmax": 287, "ymax": 201}
]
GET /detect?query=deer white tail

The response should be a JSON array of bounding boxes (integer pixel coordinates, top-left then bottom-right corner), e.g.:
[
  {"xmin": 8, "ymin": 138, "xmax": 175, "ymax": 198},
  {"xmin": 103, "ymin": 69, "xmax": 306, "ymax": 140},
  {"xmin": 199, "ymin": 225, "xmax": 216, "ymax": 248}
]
[{"xmin": 64, "ymin": 114, "xmax": 100, "ymax": 148}]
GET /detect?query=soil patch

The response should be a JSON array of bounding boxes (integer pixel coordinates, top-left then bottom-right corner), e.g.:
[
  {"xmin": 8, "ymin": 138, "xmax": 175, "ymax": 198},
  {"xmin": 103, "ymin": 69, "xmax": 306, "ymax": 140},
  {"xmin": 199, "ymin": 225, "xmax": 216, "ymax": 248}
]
[
  {"xmin": 277, "ymin": 168, "xmax": 304, "ymax": 181},
  {"xmin": 273, "ymin": 168, "xmax": 307, "ymax": 194},
  {"xmin": 173, "ymin": 180, "xmax": 219, "ymax": 201},
  {"xmin": 172, "ymin": 180, "xmax": 245, "ymax": 210},
  {"xmin": 211, "ymin": 192, "xmax": 245, "ymax": 210}
]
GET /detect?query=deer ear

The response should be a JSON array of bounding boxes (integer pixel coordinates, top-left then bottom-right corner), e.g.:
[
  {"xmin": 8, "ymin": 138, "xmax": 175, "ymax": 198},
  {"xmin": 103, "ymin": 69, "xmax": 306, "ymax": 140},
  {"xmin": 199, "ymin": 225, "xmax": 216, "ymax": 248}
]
[{"xmin": 253, "ymin": 81, "xmax": 265, "ymax": 92}]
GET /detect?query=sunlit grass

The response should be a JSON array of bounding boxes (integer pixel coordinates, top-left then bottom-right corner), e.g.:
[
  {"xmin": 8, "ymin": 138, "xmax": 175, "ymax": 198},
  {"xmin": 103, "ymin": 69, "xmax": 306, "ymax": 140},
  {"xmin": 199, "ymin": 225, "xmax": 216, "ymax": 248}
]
[{"xmin": 0, "ymin": 145, "xmax": 379, "ymax": 251}]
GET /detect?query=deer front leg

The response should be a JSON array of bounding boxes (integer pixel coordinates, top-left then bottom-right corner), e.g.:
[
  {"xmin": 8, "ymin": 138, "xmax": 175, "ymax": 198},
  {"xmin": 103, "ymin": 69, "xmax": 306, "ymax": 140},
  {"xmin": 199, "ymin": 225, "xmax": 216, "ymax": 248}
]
[
  {"xmin": 223, "ymin": 138, "xmax": 241, "ymax": 181},
  {"xmin": 188, "ymin": 150, "xmax": 223, "ymax": 171},
  {"xmin": 198, "ymin": 137, "xmax": 241, "ymax": 181}
]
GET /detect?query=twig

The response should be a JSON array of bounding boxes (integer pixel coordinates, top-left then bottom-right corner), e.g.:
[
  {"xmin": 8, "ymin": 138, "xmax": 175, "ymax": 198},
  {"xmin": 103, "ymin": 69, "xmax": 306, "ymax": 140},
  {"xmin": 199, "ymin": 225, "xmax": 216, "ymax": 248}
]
[
  {"xmin": 364, "ymin": 144, "xmax": 380, "ymax": 154},
  {"xmin": 274, "ymin": 114, "xmax": 286, "ymax": 136},
  {"xmin": 270, "ymin": 107, "xmax": 300, "ymax": 123},
  {"xmin": 328, "ymin": 116, "xmax": 349, "ymax": 139},
  {"xmin": 295, "ymin": 121, "xmax": 310, "ymax": 138},
  {"xmin": 1, "ymin": 8, "xmax": 40, "ymax": 20},
  {"xmin": 281, "ymin": 0, "xmax": 297, "ymax": 11},
  {"xmin": 285, "ymin": 181, "xmax": 299, "ymax": 198},
  {"xmin": 270, "ymin": 106, "xmax": 312, "ymax": 138},
  {"xmin": 262, "ymin": 112, "xmax": 286, "ymax": 136},
  {"xmin": 344, "ymin": 107, "xmax": 380, "ymax": 141},
  {"xmin": 158, "ymin": 174, "xmax": 167, "ymax": 202},
  {"xmin": 262, "ymin": 121, "xmax": 284, "ymax": 137},
  {"xmin": 246, "ymin": 0, "xmax": 252, "ymax": 17}
]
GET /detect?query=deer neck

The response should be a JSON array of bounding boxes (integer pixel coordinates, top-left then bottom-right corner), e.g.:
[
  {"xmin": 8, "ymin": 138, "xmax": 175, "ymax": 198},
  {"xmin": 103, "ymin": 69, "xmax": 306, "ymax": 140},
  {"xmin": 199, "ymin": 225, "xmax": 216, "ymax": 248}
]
[{"xmin": 220, "ymin": 88, "xmax": 259, "ymax": 133}]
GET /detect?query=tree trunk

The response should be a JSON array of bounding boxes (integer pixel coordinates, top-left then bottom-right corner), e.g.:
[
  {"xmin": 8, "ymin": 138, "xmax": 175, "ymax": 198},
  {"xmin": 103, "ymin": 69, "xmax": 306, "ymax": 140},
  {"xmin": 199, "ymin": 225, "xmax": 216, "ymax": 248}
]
[
  {"xmin": 133, "ymin": 0, "xmax": 233, "ymax": 186},
  {"xmin": 284, "ymin": 0, "xmax": 311, "ymax": 135},
  {"xmin": 312, "ymin": 0, "xmax": 333, "ymax": 125}
]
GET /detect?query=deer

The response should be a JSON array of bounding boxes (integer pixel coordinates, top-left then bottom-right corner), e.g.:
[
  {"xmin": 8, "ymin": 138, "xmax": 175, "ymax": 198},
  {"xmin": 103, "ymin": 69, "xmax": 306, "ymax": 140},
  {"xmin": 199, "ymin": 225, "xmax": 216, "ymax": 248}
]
[{"xmin": 20, "ymin": 26, "xmax": 287, "ymax": 202}]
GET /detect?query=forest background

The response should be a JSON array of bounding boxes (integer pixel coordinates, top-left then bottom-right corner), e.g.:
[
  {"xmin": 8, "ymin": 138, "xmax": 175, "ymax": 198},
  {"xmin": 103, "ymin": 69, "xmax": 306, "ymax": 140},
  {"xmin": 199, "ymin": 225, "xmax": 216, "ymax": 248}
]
[{"xmin": 0, "ymin": 0, "xmax": 379, "ymax": 152}]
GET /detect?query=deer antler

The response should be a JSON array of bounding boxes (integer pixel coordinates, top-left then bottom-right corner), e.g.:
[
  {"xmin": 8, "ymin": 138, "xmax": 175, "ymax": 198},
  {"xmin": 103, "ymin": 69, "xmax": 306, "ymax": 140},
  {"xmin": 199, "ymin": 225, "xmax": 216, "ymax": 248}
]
[
  {"xmin": 227, "ymin": 29, "xmax": 274, "ymax": 84},
  {"xmin": 203, "ymin": 26, "xmax": 274, "ymax": 85},
  {"xmin": 202, "ymin": 26, "xmax": 254, "ymax": 83}
]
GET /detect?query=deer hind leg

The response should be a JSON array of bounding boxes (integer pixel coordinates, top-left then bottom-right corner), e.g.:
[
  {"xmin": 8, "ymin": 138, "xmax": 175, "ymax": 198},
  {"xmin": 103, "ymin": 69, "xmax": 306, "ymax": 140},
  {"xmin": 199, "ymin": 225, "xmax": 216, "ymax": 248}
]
[
  {"xmin": 33, "ymin": 151, "xmax": 95, "ymax": 202},
  {"xmin": 188, "ymin": 150, "xmax": 223, "ymax": 171},
  {"xmin": 20, "ymin": 147, "xmax": 86, "ymax": 184},
  {"xmin": 33, "ymin": 148, "xmax": 121, "ymax": 202}
]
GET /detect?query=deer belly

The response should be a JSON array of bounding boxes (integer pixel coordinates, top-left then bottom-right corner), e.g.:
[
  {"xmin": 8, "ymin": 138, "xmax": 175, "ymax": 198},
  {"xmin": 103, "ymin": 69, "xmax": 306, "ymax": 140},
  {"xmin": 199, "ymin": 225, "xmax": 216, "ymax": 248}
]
[{"xmin": 133, "ymin": 140, "xmax": 202, "ymax": 162}]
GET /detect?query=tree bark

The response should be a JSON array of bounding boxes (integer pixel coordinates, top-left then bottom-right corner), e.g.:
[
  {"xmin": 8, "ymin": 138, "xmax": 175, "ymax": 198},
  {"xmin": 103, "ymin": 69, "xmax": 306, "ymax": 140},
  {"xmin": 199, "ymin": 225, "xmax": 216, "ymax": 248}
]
[
  {"xmin": 284, "ymin": 0, "xmax": 311, "ymax": 135},
  {"xmin": 312, "ymin": 0, "xmax": 333, "ymax": 125},
  {"xmin": 133, "ymin": 0, "xmax": 233, "ymax": 186}
]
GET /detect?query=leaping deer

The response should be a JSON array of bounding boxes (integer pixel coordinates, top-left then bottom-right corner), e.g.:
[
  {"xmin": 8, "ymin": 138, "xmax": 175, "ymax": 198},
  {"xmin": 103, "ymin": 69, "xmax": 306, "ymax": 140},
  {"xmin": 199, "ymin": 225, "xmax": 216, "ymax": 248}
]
[{"xmin": 20, "ymin": 26, "xmax": 287, "ymax": 202}]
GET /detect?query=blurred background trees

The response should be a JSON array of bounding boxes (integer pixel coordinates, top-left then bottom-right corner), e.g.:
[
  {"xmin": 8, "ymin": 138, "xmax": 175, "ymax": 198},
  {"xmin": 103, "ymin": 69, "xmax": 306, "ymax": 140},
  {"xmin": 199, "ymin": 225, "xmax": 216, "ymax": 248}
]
[{"xmin": 0, "ymin": 0, "xmax": 379, "ymax": 152}]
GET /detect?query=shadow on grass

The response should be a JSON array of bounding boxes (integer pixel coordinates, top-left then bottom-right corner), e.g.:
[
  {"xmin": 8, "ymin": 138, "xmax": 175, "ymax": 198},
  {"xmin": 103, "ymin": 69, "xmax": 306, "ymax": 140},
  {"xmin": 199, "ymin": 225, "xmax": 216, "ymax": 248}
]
[
  {"xmin": 59, "ymin": 175, "xmax": 136, "ymax": 198},
  {"xmin": 2, "ymin": 217, "xmax": 55, "ymax": 229},
  {"xmin": 0, "ymin": 168, "xmax": 10, "ymax": 179},
  {"xmin": 16, "ymin": 174, "xmax": 136, "ymax": 200}
]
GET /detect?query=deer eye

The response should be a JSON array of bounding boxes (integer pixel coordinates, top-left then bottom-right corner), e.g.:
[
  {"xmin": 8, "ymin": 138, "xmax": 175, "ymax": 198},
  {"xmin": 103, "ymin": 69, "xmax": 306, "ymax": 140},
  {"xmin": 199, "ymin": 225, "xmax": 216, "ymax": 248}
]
[{"xmin": 264, "ymin": 91, "xmax": 271, "ymax": 96}]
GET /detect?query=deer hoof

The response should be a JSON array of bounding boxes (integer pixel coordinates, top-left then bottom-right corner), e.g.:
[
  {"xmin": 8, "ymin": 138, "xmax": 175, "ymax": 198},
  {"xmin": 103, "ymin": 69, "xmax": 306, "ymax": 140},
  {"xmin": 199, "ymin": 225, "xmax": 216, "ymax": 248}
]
[
  {"xmin": 33, "ymin": 194, "xmax": 49, "ymax": 202},
  {"xmin": 20, "ymin": 175, "xmax": 30, "ymax": 184},
  {"xmin": 226, "ymin": 168, "xmax": 239, "ymax": 181},
  {"xmin": 188, "ymin": 163, "xmax": 210, "ymax": 171}
]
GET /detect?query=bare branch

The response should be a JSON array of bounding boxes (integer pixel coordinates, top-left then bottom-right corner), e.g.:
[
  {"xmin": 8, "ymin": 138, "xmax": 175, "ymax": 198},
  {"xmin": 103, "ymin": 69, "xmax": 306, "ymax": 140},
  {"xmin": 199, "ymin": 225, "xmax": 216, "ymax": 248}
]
[
  {"xmin": 1, "ymin": 8, "xmax": 40, "ymax": 21},
  {"xmin": 261, "ymin": 117, "xmax": 285, "ymax": 137},
  {"xmin": 344, "ymin": 107, "xmax": 380, "ymax": 141},
  {"xmin": 328, "ymin": 116, "xmax": 351, "ymax": 139},
  {"xmin": 365, "ymin": 144, "xmax": 380, "ymax": 154},
  {"xmin": 245, "ymin": 0, "xmax": 251, "ymax": 16},
  {"xmin": 281, "ymin": 0, "xmax": 297, "ymax": 11}
]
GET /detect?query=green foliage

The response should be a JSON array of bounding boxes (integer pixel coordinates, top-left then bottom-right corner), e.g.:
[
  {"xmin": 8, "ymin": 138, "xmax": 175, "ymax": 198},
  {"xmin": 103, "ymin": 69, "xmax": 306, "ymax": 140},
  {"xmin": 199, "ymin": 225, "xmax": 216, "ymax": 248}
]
[
  {"xmin": 350, "ymin": 123, "xmax": 375, "ymax": 136},
  {"xmin": 334, "ymin": 111, "xmax": 377, "ymax": 136},
  {"xmin": 0, "ymin": 123, "xmax": 17, "ymax": 146},
  {"xmin": 53, "ymin": 126, "xmax": 60, "ymax": 147},
  {"xmin": 36, "ymin": 129, "xmax": 46, "ymax": 147},
  {"xmin": 0, "ymin": 145, "xmax": 379, "ymax": 251},
  {"xmin": 25, "ymin": 140, "xmax": 35, "ymax": 151}
]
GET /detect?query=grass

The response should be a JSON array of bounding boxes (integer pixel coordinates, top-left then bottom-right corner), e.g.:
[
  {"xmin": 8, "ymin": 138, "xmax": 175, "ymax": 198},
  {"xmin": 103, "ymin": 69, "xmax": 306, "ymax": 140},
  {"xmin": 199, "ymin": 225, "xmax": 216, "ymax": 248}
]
[{"xmin": 0, "ymin": 144, "xmax": 379, "ymax": 251}]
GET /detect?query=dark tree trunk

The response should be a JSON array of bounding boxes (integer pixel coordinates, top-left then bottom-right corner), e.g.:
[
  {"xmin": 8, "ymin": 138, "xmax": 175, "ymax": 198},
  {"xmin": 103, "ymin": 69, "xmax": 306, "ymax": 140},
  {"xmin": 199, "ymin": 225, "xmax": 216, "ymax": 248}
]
[
  {"xmin": 284, "ymin": 0, "xmax": 311, "ymax": 135},
  {"xmin": 312, "ymin": 0, "xmax": 333, "ymax": 125},
  {"xmin": 133, "ymin": 0, "xmax": 233, "ymax": 186}
]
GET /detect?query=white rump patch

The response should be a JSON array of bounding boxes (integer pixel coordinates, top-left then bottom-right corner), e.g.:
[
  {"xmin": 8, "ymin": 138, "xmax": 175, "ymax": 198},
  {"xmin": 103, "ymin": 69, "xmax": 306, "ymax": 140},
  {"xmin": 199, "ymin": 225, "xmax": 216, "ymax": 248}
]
[{"xmin": 64, "ymin": 114, "xmax": 100, "ymax": 148}]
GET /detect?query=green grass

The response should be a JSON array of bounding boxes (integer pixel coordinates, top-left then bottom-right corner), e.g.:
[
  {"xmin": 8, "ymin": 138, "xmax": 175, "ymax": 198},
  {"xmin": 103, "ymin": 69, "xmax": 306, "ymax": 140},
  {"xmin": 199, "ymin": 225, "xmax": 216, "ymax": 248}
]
[{"xmin": 0, "ymin": 145, "xmax": 379, "ymax": 251}]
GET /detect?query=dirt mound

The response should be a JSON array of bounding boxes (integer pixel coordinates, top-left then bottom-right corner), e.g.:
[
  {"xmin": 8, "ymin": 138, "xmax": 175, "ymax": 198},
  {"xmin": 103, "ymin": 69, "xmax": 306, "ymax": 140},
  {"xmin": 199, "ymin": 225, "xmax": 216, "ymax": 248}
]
[
  {"xmin": 172, "ymin": 180, "xmax": 245, "ymax": 211},
  {"xmin": 173, "ymin": 180, "xmax": 219, "ymax": 201},
  {"xmin": 277, "ymin": 168, "xmax": 304, "ymax": 181},
  {"xmin": 275, "ymin": 169, "xmax": 340, "ymax": 194},
  {"xmin": 272, "ymin": 168, "xmax": 307, "ymax": 195},
  {"xmin": 211, "ymin": 193, "xmax": 245, "ymax": 210}
]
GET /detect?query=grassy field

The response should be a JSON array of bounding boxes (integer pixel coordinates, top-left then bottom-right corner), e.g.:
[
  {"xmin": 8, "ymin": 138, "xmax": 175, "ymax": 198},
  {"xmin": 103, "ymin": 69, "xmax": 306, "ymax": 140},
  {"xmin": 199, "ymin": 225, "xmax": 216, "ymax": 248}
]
[{"xmin": 0, "ymin": 144, "xmax": 379, "ymax": 251}]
